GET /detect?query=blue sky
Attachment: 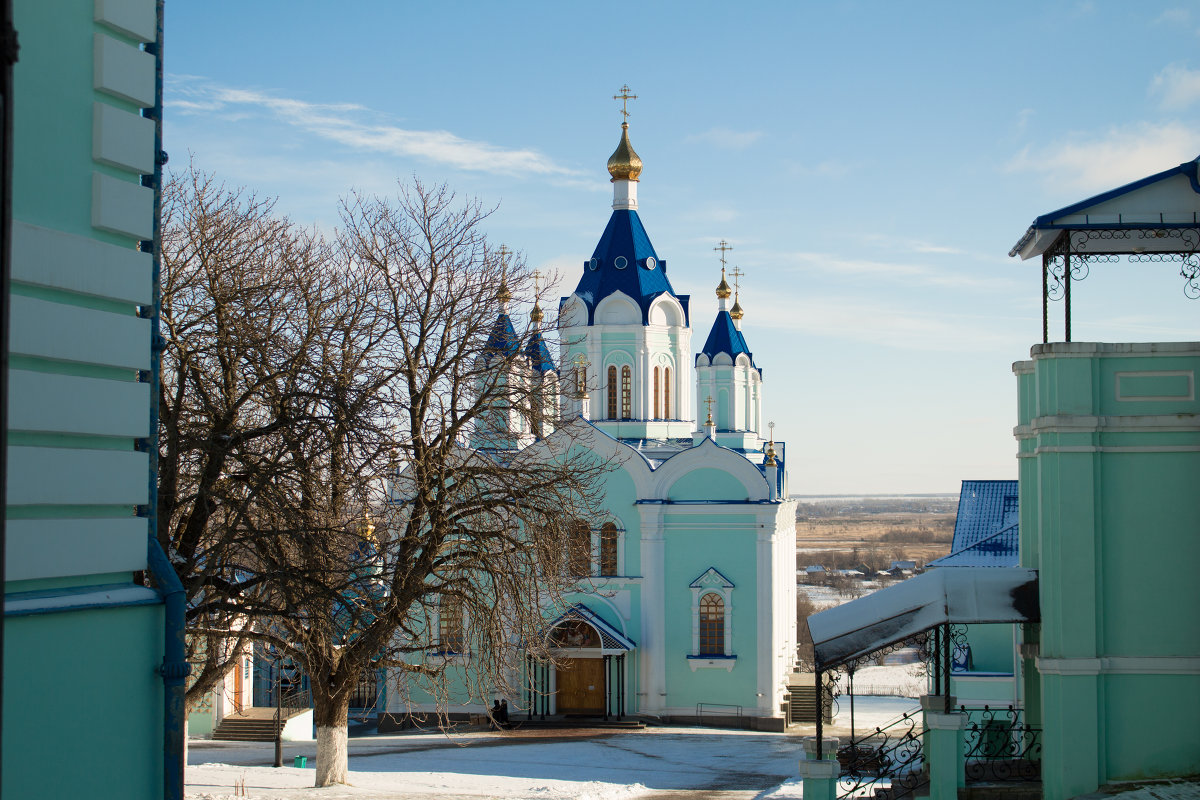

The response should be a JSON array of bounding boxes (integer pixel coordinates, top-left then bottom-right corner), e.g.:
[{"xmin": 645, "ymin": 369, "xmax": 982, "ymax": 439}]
[{"xmin": 164, "ymin": 1, "xmax": 1200, "ymax": 494}]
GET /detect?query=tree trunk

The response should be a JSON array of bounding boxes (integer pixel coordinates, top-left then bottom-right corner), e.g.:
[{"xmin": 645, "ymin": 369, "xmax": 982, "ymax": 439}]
[{"xmin": 313, "ymin": 690, "xmax": 352, "ymax": 786}]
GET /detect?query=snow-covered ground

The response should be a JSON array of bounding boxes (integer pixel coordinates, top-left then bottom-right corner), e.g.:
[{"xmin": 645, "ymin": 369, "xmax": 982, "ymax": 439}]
[
  {"xmin": 185, "ymin": 657, "xmax": 931, "ymax": 799},
  {"xmin": 187, "ymin": 727, "xmax": 806, "ymax": 800}
]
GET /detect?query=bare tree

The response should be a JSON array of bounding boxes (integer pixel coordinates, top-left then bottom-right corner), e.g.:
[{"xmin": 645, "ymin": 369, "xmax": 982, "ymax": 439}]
[{"xmin": 161, "ymin": 172, "xmax": 608, "ymax": 787}]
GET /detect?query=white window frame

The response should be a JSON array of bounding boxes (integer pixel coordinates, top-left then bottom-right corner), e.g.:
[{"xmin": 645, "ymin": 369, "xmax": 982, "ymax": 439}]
[{"xmin": 687, "ymin": 568, "xmax": 736, "ymax": 671}]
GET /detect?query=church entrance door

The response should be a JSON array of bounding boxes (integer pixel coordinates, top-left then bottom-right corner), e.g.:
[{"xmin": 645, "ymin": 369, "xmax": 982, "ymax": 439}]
[{"xmin": 555, "ymin": 658, "xmax": 605, "ymax": 715}]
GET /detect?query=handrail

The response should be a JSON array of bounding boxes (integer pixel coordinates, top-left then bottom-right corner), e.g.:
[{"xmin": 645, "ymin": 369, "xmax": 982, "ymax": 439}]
[
  {"xmin": 695, "ymin": 702, "xmax": 742, "ymax": 726},
  {"xmin": 836, "ymin": 710, "xmax": 928, "ymax": 800},
  {"xmin": 957, "ymin": 704, "xmax": 1042, "ymax": 782}
]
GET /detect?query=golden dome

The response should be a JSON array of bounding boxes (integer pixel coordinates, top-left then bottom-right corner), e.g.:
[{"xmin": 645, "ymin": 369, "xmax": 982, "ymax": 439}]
[
  {"xmin": 530, "ymin": 301, "xmax": 544, "ymax": 324},
  {"xmin": 730, "ymin": 295, "xmax": 744, "ymax": 321},
  {"xmin": 716, "ymin": 267, "xmax": 731, "ymax": 299},
  {"xmin": 607, "ymin": 122, "xmax": 643, "ymax": 182},
  {"xmin": 497, "ymin": 279, "xmax": 511, "ymax": 304}
]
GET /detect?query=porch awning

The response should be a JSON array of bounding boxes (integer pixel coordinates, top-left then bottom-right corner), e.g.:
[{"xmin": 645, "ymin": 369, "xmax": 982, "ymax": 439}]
[
  {"xmin": 808, "ymin": 567, "xmax": 1038, "ymax": 669},
  {"xmin": 545, "ymin": 603, "xmax": 637, "ymax": 652}
]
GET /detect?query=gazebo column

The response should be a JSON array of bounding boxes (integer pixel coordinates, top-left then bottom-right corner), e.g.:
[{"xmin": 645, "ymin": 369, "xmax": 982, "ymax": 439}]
[{"xmin": 1064, "ymin": 250, "xmax": 1071, "ymax": 342}]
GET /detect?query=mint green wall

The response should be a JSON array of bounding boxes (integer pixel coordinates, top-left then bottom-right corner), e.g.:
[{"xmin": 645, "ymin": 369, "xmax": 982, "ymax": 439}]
[
  {"xmin": 1017, "ymin": 344, "xmax": 1200, "ymax": 798},
  {"xmin": 661, "ymin": 512, "xmax": 757, "ymax": 708},
  {"xmin": 667, "ymin": 468, "xmax": 744, "ymax": 501},
  {"xmin": 3, "ymin": 605, "xmax": 164, "ymax": 799},
  {"xmin": 960, "ymin": 623, "xmax": 1013, "ymax": 673},
  {"xmin": 13, "ymin": 0, "xmax": 136, "ymax": 246}
]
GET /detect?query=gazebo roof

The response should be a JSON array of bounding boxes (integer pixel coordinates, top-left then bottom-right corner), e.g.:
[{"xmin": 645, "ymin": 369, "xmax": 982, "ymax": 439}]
[{"xmin": 1010, "ymin": 156, "xmax": 1200, "ymax": 260}]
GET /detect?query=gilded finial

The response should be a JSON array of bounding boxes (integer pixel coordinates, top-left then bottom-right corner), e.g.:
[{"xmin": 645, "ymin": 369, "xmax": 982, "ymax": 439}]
[
  {"xmin": 704, "ymin": 395, "xmax": 715, "ymax": 427},
  {"xmin": 729, "ymin": 265, "xmax": 744, "ymax": 320},
  {"xmin": 607, "ymin": 85, "xmax": 642, "ymax": 182},
  {"xmin": 572, "ymin": 353, "xmax": 590, "ymax": 398},
  {"xmin": 714, "ymin": 241, "xmax": 733, "ymax": 299},
  {"xmin": 497, "ymin": 245, "xmax": 512, "ymax": 304},
  {"xmin": 765, "ymin": 422, "xmax": 777, "ymax": 466},
  {"xmin": 530, "ymin": 269, "xmax": 544, "ymax": 324},
  {"xmin": 613, "ymin": 84, "xmax": 638, "ymax": 120}
]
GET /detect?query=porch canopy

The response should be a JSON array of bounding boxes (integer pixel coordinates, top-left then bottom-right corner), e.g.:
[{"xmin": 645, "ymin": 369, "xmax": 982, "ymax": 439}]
[
  {"xmin": 808, "ymin": 566, "xmax": 1038, "ymax": 669},
  {"xmin": 1009, "ymin": 156, "xmax": 1200, "ymax": 343}
]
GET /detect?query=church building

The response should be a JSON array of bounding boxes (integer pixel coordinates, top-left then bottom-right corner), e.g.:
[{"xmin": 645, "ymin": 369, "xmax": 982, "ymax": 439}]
[{"xmin": 386, "ymin": 102, "xmax": 797, "ymax": 729}]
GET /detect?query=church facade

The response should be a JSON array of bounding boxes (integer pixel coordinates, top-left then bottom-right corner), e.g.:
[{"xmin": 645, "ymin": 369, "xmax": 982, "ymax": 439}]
[{"xmin": 385, "ymin": 112, "xmax": 797, "ymax": 729}]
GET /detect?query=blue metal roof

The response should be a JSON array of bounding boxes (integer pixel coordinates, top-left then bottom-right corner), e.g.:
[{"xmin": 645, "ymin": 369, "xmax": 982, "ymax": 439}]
[
  {"xmin": 524, "ymin": 329, "xmax": 556, "ymax": 373},
  {"xmin": 1010, "ymin": 156, "xmax": 1200, "ymax": 257},
  {"xmin": 569, "ymin": 209, "xmax": 687, "ymax": 325},
  {"xmin": 484, "ymin": 313, "xmax": 520, "ymax": 360},
  {"xmin": 698, "ymin": 309, "xmax": 756, "ymax": 366},
  {"xmin": 928, "ymin": 480, "xmax": 1019, "ymax": 568}
]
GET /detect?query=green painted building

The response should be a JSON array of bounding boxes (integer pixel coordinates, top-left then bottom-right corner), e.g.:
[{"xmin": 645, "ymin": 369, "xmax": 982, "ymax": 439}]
[{"xmin": 2, "ymin": 1, "xmax": 183, "ymax": 798}]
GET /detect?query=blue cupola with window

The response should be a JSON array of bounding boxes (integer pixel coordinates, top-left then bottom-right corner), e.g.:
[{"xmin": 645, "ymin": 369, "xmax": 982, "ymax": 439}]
[
  {"xmin": 564, "ymin": 119, "xmax": 690, "ymax": 327},
  {"xmin": 557, "ymin": 92, "xmax": 696, "ymax": 437},
  {"xmin": 695, "ymin": 264, "xmax": 764, "ymax": 447}
]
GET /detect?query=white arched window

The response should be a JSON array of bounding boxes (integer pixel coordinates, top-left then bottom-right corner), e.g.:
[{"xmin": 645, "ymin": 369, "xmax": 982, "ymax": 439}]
[
  {"xmin": 688, "ymin": 568, "xmax": 736, "ymax": 670},
  {"xmin": 606, "ymin": 365, "xmax": 618, "ymax": 420},
  {"xmin": 664, "ymin": 366, "xmax": 672, "ymax": 418},
  {"xmin": 653, "ymin": 366, "xmax": 660, "ymax": 419}
]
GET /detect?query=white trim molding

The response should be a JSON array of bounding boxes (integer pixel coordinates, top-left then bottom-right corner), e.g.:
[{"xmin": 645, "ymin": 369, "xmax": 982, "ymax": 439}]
[{"xmin": 1037, "ymin": 656, "xmax": 1200, "ymax": 676}]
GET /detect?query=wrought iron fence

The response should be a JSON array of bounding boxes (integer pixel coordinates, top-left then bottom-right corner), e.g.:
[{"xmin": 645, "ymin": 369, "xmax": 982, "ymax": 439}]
[
  {"xmin": 836, "ymin": 710, "xmax": 927, "ymax": 800},
  {"xmin": 960, "ymin": 704, "xmax": 1042, "ymax": 782}
]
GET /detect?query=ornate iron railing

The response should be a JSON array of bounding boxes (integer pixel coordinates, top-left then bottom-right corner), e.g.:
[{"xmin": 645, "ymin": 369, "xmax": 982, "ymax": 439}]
[
  {"xmin": 960, "ymin": 704, "xmax": 1042, "ymax": 782},
  {"xmin": 836, "ymin": 710, "xmax": 927, "ymax": 800}
]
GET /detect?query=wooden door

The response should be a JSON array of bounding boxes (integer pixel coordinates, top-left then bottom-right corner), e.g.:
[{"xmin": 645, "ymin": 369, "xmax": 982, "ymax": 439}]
[
  {"xmin": 555, "ymin": 658, "xmax": 605, "ymax": 714},
  {"xmin": 233, "ymin": 659, "xmax": 244, "ymax": 713}
]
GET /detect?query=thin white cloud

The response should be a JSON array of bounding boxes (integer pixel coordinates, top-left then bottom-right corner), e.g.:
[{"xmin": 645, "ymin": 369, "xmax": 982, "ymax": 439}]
[
  {"xmin": 684, "ymin": 127, "xmax": 763, "ymax": 149},
  {"xmin": 1150, "ymin": 63, "xmax": 1200, "ymax": 110},
  {"xmin": 166, "ymin": 78, "xmax": 580, "ymax": 179},
  {"xmin": 1006, "ymin": 121, "xmax": 1200, "ymax": 193},
  {"xmin": 1154, "ymin": 8, "xmax": 1190, "ymax": 24},
  {"xmin": 861, "ymin": 233, "xmax": 965, "ymax": 256},
  {"xmin": 774, "ymin": 250, "xmax": 1013, "ymax": 291},
  {"xmin": 748, "ymin": 291, "xmax": 1029, "ymax": 353}
]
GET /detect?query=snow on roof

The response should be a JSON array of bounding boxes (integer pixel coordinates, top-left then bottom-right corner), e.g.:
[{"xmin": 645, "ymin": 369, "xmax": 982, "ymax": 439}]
[{"xmin": 808, "ymin": 566, "xmax": 1039, "ymax": 668}]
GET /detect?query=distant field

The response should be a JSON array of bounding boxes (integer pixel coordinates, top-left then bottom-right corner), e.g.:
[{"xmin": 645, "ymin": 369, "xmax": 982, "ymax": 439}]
[{"xmin": 794, "ymin": 496, "xmax": 957, "ymax": 570}]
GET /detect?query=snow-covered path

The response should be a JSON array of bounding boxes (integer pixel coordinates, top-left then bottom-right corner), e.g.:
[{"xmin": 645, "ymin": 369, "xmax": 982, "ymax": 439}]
[{"xmin": 187, "ymin": 727, "xmax": 806, "ymax": 800}]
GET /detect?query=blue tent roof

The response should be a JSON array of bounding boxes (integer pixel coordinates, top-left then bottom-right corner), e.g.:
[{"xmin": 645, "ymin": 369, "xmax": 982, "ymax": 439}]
[
  {"xmin": 928, "ymin": 480, "xmax": 1019, "ymax": 568},
  {"xmin": 568, "ymin": 209, "xmax": 687, "ymax": 325},
  {"xmin": 484, "ymin": 313, "xmax": 520, "ymax": 360},
  {"xmin": 524, "ymin": 329, "xmax": 556, "ymax": 373},
  {"xmin": 698, "ymin": 309, "xmax": 756, "ymax": 366}
]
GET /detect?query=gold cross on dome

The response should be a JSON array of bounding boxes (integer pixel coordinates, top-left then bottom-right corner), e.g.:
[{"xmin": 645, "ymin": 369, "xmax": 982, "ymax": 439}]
[
  {"xmin": 613, "ymin": 84, "xmax": 637, "ymax": 120},
  {"xmin": 532, "ymin": 268, "xmax": 541, "ymax": 293},
  {"xmin": 498, "ymin": 244, "xmax": 511, "ymax": 269},
  {"xmin": 730, "ymin": 265, "xmax": 744, "ymax": 295},
  {"xmin": 713, "ymin": 240, "xmax": 733, "ymax": 269},
  {"xmin": 704, "ymin": 395, "xmax": 715, "ymax": 425}
]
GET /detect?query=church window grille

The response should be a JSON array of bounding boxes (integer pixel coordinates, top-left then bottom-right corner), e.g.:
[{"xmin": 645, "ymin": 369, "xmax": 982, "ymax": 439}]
[
  {"xmin": 664, "ymin": 367, "xmax": 672, "ymax": 418},
  {"xmin": 621, "ymin": 366, "xmax": 632, "ymax": 419},
  {"xmin": 599, "ymin": 523, "xmax": 619, "ymax": 576},
  {"xmin": 567, "ymin": 520, "xmax": 592, "ymax": 577},
  {"xmin": 439, "ymin": 601, "xmax": 465, "ymax": 652},
  {"xmin": 698, "ymin": 593, "xmax": 724, "ymax": 656},
  {"xmin": 653, "ymin": 366, "xmax": 660, "ymax": 419},
  {"xmin": 606, "ymin": 366, "xmax": 618, "ymax": 420}
]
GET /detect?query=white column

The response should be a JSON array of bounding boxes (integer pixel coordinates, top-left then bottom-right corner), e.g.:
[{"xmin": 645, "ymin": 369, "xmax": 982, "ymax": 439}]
[
  {"xmin": 756, "ymin": 524, "xmax": 775, "ymax": 716},
  {"xmin": 639, "ymin": 506, "xmax": 667, "ymax": 715}
]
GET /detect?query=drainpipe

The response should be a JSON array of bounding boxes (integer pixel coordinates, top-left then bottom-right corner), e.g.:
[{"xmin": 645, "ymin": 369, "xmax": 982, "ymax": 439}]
[{"xmin": 136, "ymin": 3, "xmax": 190, "ymax": 800}]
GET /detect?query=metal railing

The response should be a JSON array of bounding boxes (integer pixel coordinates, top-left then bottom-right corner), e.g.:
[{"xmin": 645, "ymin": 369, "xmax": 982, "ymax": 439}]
[
  {"xmin": 959, "ymin": 705, "xmax": 1042, "ymax": 782},
  {"xmin": 836, "ymin": 710, "xmax": 928, "ymax": 800},
  {"xmin": 695, "ymin": 702, "xmax": 742, "ymax": 726}
]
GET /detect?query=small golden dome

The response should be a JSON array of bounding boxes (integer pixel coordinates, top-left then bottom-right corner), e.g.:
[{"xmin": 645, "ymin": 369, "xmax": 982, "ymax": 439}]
[
  {"xmin": 607, "ymin": 122, "xmax": 643, "ymax": 182},
  {"xmin": 716, "ymin": 267, "xmax": 731, "ymax": 299},
  {"xmin": 530, "ymin": 301, "xmax": 544, "ymax": 324},
  {"xmin": 497, "ymin": 279, "xmax": 511, "ymax": 304},
  {"xmin": 730, "ymin": 295, "xmax": 744, "ymax": 321}
]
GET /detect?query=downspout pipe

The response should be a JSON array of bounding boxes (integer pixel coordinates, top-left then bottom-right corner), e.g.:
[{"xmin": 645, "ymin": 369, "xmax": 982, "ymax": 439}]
[{"xmin": 136, "ymin": 3, "xmax": 190, "ymax": 800}]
